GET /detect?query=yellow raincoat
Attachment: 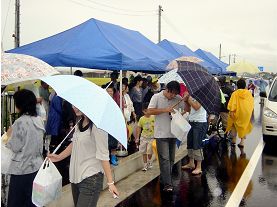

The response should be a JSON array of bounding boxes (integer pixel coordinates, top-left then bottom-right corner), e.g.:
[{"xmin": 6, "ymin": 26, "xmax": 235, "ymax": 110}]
[{"xmin": 226, "ymin": 89, "xmax": 254, "ymax": 138}]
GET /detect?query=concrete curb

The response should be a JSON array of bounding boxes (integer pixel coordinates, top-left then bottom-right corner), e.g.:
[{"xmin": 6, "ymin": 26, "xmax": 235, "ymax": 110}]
[{"xmin": 47, "ymin": 143, "xmax": 187, "ymax": 207}]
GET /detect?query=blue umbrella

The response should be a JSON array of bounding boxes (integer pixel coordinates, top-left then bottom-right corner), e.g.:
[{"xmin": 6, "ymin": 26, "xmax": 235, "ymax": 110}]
[{"xmin": 41, "ymin": 75, "xmax": 127, "ymax": 148}]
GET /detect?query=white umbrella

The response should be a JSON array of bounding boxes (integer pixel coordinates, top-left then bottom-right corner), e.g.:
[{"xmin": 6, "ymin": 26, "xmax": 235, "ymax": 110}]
[
  {"xmin": 41, "ymin": 75, "xmax": 127, "ymax": 148},
  {"xmin": 158, "ymin": 69, "xmax": 184, "ymax": 84}
]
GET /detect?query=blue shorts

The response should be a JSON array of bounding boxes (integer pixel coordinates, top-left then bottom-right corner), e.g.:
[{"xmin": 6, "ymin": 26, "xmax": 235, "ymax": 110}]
[{"xmin": 187, "ymin": 122, "xmax": 208, "ymax": 150}]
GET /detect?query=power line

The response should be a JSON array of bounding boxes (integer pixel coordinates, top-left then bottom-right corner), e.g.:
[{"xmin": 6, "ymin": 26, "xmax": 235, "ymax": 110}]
[
  {"xmin": 161, "ymin": 14, "xmax": 198, "ymax": 49},
  {"xmin": 68, "ymin": 0, "xmax": 157, "ymax": 16},
  {"xmin": 161, "ymin": 15, "xmax": 188, "ymax": 42},
  {"xmin": 1, "ymin": 0, "xmax": 12, "ymax": 42},
  {"xmin": 84, "ymin": 0, "xmax": 156, "ymax": 13}
]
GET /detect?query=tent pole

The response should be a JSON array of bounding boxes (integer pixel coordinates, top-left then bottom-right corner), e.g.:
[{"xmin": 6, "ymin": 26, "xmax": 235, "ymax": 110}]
[
  {"xmin": 119, "ymin": 70, "xmax": 127, "ymax": 154},
  {"xmin": 120, "ymin": 70, "xmax": 123, "ymax": 111}
]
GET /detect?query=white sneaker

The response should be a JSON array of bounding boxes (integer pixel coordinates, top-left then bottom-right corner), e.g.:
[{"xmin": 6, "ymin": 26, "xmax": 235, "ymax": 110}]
[
  {"xmin": 147, "ymin": 162, "xmax": 153, "ymax": 169},
  {"xmin": 142, "ymin": 164, "xmax": 148, "ymax": 171}
]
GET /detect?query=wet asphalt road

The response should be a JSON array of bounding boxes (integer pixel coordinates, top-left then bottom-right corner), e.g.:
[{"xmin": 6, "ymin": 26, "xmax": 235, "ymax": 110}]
[{"xmin": 116, "ymin": 97, "xmax": 277, "ymax": 207}]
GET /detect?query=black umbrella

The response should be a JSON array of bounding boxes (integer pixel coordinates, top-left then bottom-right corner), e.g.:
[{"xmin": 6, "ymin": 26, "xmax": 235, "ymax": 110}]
[{"xmin": 176, "ymin": 61, "xmax": 221, "ymax": 115}]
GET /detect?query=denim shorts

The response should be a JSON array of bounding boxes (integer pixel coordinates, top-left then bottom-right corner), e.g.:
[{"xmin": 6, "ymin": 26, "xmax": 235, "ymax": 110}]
[{"xmin": 187, "ymin": 122, "xmax": 208, "ymax": 150}]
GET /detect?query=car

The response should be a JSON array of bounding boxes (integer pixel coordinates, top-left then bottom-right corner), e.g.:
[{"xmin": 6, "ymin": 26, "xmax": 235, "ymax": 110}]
[{"xmin": 262, "ymin": 77, "xmax": 277, "ymax": 143}]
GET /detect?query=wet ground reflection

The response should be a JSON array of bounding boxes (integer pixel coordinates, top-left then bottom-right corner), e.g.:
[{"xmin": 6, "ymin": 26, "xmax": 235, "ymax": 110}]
[
  {"xmin": 245, "ymin": 143, "xmax": 277, "ymax": 207},
  {"xmin": 116, "ymin": 139, "xmax": 252, "ymax": 207},
  {"xmin": 118, "ymin": 99, "xmax": 277, "ymax": 207}
]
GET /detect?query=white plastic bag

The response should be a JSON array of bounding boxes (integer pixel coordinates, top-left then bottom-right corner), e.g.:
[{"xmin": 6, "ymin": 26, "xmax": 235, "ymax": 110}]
[
  {"xmin": 123, "ymin": 109, "xmax": 131, "ymax": 122},
  {"xmin": 1, "ymin": 133, "xmax": 13, "ymax": 174},
  {"xmin": 171, "ymin": 109, "xmax": 191, "ymax": 142},
  {"xmin": 32, "ymin": 158, "xmax": 62, "ymax": 207}
]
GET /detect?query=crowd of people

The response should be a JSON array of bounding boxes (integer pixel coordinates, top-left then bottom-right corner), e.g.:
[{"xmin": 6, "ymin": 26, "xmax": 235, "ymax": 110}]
[{"xmin": 3, "ymin": 70, "xmax": 262, "ymax": 206}]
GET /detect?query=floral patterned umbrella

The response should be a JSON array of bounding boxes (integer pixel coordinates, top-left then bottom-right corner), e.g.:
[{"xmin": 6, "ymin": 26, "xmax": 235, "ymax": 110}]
[
  {"xmin": 1, "ymin": 53, "xmax": 59, "ymax": 85},
  {"xmin": 159, "ymin": 56, "xmax": 203, "ymax": 84}
]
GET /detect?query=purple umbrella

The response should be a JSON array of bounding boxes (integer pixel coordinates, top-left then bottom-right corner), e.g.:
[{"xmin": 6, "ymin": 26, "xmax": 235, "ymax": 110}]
[
  {"xmin": 176, "ymin": 61, "xmax": 221, "ymax": 115},
  {"xmin": 254, "ymin": 79, "xmax": 268, "ymax": 87}
]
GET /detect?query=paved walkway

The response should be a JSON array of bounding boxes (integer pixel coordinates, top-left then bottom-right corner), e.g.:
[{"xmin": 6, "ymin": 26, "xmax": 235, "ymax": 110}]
[{"xmin": 97, "ymin": 144, "xmax": 187, "ymax": 207}]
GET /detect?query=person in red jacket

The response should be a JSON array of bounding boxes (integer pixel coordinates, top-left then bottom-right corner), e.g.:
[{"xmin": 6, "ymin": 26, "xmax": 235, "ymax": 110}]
[{"xmin": 247, "ymin": 80, "xmax": 256, "ymax": 97}]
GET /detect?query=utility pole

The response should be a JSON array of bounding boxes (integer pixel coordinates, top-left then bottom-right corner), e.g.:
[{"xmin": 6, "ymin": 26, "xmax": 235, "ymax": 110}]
[
  {"xmin": 158, "ymin": 5, "xmax": 163, "ymax": 43},
  {"xmin": 228, "ymin": 54, "xmax": 231, "ymax": 65},
  {"xmin": 13, "ymin": 0, "xmax": 20, "ymax": 48},
  {"xmin": 233, "ymin": 54, "xmax": 236, "ymax": 63},
  {"xmin": 219, "ymin": 43, "xmax": 222, "ymax": 60}
]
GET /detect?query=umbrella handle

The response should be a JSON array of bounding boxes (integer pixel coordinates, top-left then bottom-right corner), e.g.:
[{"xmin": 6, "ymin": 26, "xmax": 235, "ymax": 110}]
[
  {"xmin": 105, "ymin": 81, "xmax": 113, "ymax": 90},
  {"xmin": 171, "ymin": 97, "xmax": 184, "ymax": 109},
  {"xmin": 52, "ymin": 118, "xmax": 81, "ymax": 154}
]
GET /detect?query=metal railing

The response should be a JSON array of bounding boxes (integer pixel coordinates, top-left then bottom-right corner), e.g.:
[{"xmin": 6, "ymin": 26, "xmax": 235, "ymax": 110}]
[{"xmin": 1, "ymin": 91, "xmax": 16, "ymax": 134}]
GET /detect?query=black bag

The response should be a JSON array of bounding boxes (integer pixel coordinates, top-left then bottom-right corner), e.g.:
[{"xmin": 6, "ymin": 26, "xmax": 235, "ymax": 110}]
[{"xmin": 259, "ymin": 91, "xmax": 267, "ymax": 98}]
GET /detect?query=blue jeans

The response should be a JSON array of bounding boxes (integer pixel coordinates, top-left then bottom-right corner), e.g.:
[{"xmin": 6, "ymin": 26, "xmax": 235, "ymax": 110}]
[
  {"xmin": 156, "ymin": 138, "xmax": 176, "ymax": 186},
  {"xmin": 71, "ymin": 172, "xmax": 104, "ymax": 207}
]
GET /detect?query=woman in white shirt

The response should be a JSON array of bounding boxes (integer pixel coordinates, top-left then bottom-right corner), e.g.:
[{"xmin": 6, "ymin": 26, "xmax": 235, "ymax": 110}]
[
  {"xmin": 48, "ymin": 106, "xmax": 119, "ymax": 207},
  {"xmin": 181, "ymin": 93, "xmax": 208, "ymax": 175},
  {"xmin": 123, "ymin": 83, "xmax": 136, "ymax": 122}
]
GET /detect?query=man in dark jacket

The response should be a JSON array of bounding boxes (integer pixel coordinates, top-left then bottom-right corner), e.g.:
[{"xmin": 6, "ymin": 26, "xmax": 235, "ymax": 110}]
[{"xmin": 219, "ymin": 76, "xmax": 234, "ymax": 134}]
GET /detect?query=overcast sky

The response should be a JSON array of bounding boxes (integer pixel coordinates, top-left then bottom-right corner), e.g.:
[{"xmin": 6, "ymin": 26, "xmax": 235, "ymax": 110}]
[{"xmin": 1, "ymin": 0, "xmax": 277, "ymax": 72}]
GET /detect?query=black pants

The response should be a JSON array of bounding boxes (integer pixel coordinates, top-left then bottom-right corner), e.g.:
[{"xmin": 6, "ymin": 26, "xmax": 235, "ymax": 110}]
[
  {"xmin": 108, "ymin": 134, "xmax": 118, "ymax": 151},
  {"xmin": 259, "ymin": 91, "xmax": 267, "ymax": 97},
  {"xmin": 8, "ymin": 171, "xmax": 37, "ymax": 207},
  {"xmin": 133, "ymin": 102, "xmax": 143, "ymax": 120}
]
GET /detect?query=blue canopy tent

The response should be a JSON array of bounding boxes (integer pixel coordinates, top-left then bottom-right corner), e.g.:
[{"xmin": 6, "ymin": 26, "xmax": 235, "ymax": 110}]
[
  {"xmin": 7, "ymin": 18, "xmax": 174, "ymax": 74},
  {"xmin": 194, "ymin": 49, "xmax": 231, "ymax": 75},
  {"xmin": 157, "ymin": 39, "xmax": 222, "ymax": 74}
]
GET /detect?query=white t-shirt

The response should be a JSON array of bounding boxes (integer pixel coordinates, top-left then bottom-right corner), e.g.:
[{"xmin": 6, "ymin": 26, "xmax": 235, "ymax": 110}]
[
  {"xmin": 148, "ymin": 91, "xmax": 184, "ymax": 138},
  {"xmin": 69, "ymin": 124, "xmax": 109, "ymax": 184},
  {"xmin": 188, "ymin": 99, "xmax": 207, "ymax": 122}
]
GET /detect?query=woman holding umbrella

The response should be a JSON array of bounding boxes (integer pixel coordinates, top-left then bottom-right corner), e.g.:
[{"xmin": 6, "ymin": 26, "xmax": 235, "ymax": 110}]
[
  {"xmin": 181, "ymin": 92, "xmax": 208, "ymax": 175},
  {"xmin": 48, "ymin": 106, "xmax": 119, "ymax": 207}
]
